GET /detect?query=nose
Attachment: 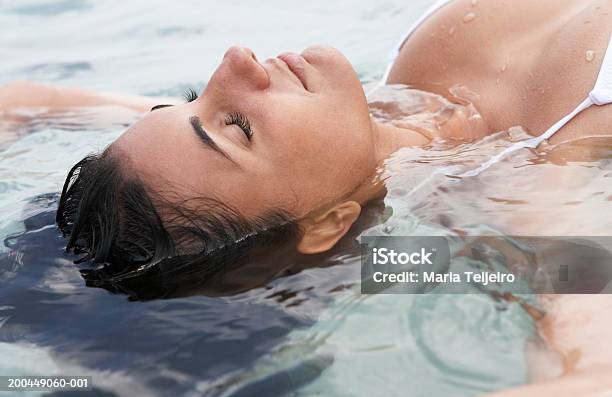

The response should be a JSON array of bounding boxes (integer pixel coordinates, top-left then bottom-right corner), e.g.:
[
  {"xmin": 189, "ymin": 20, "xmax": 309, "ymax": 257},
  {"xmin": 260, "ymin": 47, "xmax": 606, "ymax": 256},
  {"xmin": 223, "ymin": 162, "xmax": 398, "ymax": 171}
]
[{"xmin": 222, "ymin": 46, "xmax": 269, "ymax": 90}]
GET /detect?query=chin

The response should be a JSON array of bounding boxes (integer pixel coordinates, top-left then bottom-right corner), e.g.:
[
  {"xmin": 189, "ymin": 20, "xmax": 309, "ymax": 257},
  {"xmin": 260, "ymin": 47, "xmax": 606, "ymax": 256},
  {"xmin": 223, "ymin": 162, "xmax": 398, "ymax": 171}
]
[
  {"xmin": 302, "ymin": 44, "xmax": 349, "ymax": 68},
  {"xmin": 303, "ymin": 44, "xmax": 361, "ymax": 90}
]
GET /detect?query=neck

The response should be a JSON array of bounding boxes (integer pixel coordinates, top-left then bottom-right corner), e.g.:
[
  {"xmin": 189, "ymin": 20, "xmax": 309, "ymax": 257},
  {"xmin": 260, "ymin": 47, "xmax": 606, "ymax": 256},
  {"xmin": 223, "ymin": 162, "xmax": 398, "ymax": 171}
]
[
  {"xmin": 345, "ymin": 117, "xmax": 430, "ymax": 206},
  {"xmin": 371, "ymin": 117, "xmax": 430, "ymax": 165}
]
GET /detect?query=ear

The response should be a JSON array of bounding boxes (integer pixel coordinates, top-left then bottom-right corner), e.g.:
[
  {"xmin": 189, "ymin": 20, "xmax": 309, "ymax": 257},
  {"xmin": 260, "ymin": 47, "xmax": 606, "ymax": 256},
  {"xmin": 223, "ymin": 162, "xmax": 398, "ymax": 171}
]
[{"xmin": 296, "ymin": 201, "xmax": 362, "ymax": 254}]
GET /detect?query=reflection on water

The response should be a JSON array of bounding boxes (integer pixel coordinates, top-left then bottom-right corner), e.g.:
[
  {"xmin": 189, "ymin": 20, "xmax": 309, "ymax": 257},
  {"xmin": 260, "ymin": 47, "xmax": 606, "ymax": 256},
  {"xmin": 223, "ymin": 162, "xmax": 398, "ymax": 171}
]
[{"xmin": 382, "ymin": 130, "xmax": 612, "ymax": 236}]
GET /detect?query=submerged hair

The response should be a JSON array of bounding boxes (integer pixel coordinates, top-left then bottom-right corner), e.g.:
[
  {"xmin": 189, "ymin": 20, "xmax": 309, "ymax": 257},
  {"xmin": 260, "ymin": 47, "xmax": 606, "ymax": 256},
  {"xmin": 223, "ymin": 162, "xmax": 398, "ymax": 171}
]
[{"xmin": 56, "ymin": 148, "xmax": 301, "ymax": 296}]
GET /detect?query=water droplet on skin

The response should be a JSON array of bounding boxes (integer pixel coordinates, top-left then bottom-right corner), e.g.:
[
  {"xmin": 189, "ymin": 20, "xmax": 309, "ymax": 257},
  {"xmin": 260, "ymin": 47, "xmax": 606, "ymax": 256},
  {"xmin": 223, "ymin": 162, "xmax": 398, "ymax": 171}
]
[
  {"xmin": 471, "ymin": 0, "xmax": 478, "ymax": 6},
  {"xmin": 496, "ymin": 78, "xmax": 501, "ymax": 85},
  {"xmin": 586, "ymin": 50, "xmax": 595, "ymax": 62},
  {"xmin": 463, "ymin": 12, "xmax": 477, "ymax": 23},
  {"xmin": 501, "ymin": 64, "xmax": 507, "ymax": 72},
  {"xmin": 448, "ymin": 27, "xmax": 456, "ymax": 36}
]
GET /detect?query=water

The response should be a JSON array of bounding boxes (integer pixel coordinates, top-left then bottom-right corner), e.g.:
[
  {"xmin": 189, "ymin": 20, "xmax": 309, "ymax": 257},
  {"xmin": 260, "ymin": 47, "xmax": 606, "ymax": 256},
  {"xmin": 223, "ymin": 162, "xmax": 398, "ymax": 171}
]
[{"xmin": 1, "ymin": 1, "xmax": 612, "ymax": 396}]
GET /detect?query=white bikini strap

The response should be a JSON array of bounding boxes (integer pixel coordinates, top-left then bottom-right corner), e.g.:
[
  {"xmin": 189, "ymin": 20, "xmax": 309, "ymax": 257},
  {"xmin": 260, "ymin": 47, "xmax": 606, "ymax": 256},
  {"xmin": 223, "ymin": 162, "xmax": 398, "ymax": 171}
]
[
  {"xmin": 460, "ymin": 35, "xmax": 612, "ymax": 177},
  {"xmin": 589, "ymin": 34, "xmax": 612, "ymax": 106},
  {"xmin": 459, "ymin": 97, "xmax": 593, "ymax": 177}
]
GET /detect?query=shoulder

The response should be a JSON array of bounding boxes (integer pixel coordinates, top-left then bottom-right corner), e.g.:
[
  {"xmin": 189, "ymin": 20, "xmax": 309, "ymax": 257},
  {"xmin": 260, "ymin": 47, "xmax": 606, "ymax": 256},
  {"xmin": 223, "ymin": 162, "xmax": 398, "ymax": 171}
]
[
  {"xmin": 385, "ymin": 0, "xmax": 612, "ymax": 134},
  {"xmin": 385, "ymin": 0, "xmax": 502, "ymax": 89},
  {"xmin": 385, "ymin": 0, "xmax": 523, "ymax": 130}
]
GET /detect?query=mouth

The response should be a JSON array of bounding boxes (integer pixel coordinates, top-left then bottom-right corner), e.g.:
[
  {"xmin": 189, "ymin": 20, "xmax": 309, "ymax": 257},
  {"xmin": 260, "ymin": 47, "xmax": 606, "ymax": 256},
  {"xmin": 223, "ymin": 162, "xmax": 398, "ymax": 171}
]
[{"xmin": 276, "ymin": 52, "xmax": 309, "ymax": 91}]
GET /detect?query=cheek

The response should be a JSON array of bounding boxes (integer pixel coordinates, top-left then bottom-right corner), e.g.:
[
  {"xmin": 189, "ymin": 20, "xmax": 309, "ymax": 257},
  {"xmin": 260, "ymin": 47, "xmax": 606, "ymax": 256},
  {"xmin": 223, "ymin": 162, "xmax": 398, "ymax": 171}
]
[
  {"xmin": 267, "ymin": 97, "xmax": 371, "ymax": 165},
  {"xmin": 210, "ymin": 168, "xmax": 298, "ymax": 218},
  {"xmin": 251, "ymin": 90, "xmax": 375, "ymax": 192},
  {"xmin": 269, "ymin": 114, "xmax": 372, "ymax": 188}
]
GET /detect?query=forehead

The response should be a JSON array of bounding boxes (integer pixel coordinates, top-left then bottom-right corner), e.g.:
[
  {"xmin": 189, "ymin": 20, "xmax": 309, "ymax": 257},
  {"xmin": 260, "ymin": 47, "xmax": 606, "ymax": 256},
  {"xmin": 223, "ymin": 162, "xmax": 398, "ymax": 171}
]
[
  {"xmin": 110, "ymin": 105, "xmax": 287, "ymax": 219},
  {"xmin": 113, "ymin": 106, "xmax": 230, "ymax": 196}
]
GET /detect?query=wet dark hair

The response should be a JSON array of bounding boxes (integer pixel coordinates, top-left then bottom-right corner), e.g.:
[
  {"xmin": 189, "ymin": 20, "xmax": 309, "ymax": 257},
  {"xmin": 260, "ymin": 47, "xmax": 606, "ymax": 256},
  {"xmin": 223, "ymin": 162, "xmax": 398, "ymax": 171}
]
[{"xmin": 55, "ymin": 147, "xmax": 301, "ymax": 296}]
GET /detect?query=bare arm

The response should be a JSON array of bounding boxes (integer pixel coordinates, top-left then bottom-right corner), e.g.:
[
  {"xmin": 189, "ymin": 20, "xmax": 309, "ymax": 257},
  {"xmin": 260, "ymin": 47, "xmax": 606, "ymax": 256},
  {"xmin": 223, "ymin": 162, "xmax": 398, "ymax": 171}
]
[
  {"xmin": 483, "ymin": 294, "xmax": 612, "ymax": 396},
  {"xmin": 482, "ymin": 367, "xmax": 612, "ymax": 397},
  {"xmin": 0, "ymin": 80, "xmax": 177, "ymax": 113}
]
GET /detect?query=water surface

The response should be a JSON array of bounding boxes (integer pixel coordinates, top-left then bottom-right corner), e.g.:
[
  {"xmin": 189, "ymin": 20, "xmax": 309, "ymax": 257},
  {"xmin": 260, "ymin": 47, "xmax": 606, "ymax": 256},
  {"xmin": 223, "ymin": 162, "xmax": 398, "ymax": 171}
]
[{"xmin": 1, "ymin": 1, "xmax": 611, "ymax": 396}]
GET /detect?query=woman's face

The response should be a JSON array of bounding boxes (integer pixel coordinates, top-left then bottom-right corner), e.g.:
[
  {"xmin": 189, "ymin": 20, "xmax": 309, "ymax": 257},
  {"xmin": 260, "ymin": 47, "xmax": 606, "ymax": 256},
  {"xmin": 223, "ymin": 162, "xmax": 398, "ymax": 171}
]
[{"xmin": 114, "ymin": 45, "xmax": 377, "ymax": 219}]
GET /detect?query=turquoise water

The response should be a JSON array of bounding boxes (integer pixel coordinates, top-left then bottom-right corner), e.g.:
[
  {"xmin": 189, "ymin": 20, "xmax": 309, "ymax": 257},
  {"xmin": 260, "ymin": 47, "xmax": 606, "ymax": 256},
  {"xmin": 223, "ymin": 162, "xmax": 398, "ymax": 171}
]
[{"xmin": 5, "ymin": 1, "xmax": 612, "ymax": 396}]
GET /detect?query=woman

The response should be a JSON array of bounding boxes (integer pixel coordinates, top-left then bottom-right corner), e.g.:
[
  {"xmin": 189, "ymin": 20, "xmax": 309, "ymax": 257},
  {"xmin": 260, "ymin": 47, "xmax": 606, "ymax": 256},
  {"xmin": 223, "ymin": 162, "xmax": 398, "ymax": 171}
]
[
  {"xmin": 2, "ymin": 0, "xmax": 612, "ymax": 394},
  {"xmin": 3, "ymin": 0, "xmax": 607, "ymax": 263},
  {"xmin": 2, "ymin": 0, "xmax": 610, "ymax": 267}
]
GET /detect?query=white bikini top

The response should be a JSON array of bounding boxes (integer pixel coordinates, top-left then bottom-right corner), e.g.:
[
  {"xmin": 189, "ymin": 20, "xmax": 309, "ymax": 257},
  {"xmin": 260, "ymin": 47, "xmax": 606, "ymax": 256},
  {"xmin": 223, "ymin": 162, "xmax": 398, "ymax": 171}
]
[
  {"xmin": 463, "ymin": 36, "xmax": 612, "ymax": 177},
  {"xmin": 369, "ymin": 0, "xmax": 612, "ymax": 177}
]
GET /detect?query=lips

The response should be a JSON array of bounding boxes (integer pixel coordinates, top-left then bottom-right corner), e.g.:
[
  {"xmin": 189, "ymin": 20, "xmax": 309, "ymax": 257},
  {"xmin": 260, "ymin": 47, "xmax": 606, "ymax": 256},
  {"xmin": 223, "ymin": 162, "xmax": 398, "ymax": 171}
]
[{"xmin": 276, "ymin": 52, "xmax": 308, "ymax": 90}]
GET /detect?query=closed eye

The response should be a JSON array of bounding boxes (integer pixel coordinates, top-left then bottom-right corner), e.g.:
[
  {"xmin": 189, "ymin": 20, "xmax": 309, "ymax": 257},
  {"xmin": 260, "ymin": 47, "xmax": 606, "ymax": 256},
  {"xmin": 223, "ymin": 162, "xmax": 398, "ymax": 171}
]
[
  {"xmin": 150, "ymin": 88, "xmax": 200, "ymax": 112},
  {"xmin": 183, "ymin": 88, "xmax": 199, "ymax": 102},
  {"xmin": 225, "ymin": 112, "xmax": 253, "ymax": 141}
]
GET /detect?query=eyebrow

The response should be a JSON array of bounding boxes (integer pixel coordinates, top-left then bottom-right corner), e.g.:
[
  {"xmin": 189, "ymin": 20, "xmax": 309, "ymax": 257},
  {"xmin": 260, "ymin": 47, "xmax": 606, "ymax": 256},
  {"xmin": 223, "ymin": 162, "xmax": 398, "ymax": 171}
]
[
  {"xmin": 150, "ymin": 104, "xmax": 173, "ymax": 111},
  {"xmin": 188, "ymin": 116, "xmax": 234, "ymax": 162},
  {"xmin": 150, "ymin": 104, "xmax": 235, "ymax": 163}
]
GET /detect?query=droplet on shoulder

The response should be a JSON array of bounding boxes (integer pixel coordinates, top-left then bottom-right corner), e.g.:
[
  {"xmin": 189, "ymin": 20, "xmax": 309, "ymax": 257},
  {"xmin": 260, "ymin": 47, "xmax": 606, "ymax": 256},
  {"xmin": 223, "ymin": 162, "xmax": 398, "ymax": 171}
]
[
  {"xmin": 448, "ymin": 27, "xmax": 456, "ymax": 36},
  {"xmin": 586, "ymin": 50, "xmax": 595, "ymax": 62},
  {"xmin": 463, "ymin": 12, "xmax": 477, "ymax": 23}
]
